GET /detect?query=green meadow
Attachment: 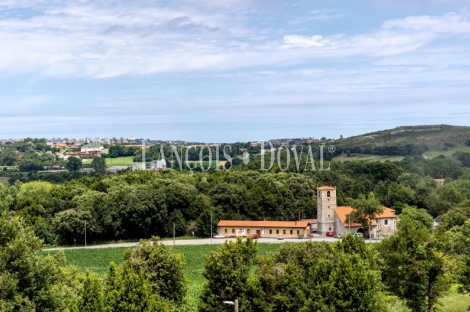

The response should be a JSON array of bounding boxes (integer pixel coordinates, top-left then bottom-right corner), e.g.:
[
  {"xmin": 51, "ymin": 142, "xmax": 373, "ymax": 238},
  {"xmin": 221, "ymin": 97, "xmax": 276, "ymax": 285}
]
[{"xmin": 105, "ymin": 156, "xmax": 135, "ymax": 167}]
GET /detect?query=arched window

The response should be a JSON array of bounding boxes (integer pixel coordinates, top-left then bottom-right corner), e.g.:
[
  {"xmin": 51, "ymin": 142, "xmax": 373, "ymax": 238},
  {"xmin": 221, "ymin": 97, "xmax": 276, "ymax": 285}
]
[{"xmin": 327, "ymin": 191, "xmax": 330, "ymax": 197}]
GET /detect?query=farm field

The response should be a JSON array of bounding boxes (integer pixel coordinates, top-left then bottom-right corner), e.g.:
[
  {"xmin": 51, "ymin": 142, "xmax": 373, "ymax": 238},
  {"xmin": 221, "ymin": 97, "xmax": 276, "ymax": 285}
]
[
  {"xmin": 333, "ymin": 153, "xmax": 405, "ymax": 163},
  {"xmin": 43, "ymin": 243, "xmax": 470, "ymax": 311},
  {"xmin": 0, "ymin": 177, "xmax": 9, "ymax": 184},
  {"xmin": 105, "ymin": 156, "xmax": 134, "ymax": 167}
]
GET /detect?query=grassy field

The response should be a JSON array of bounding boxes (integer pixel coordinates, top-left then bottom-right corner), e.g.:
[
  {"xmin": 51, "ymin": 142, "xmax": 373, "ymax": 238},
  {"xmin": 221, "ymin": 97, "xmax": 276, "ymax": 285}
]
[
  {"xmin": 105, "ymin": 156, "xmax": 134, "ymax": 167},
  {"xmin": 424, "ymin": 145, "xmax": 470, "ymax": 158},
  {"xmin": 333, "ymin": 153, "xmax": 405, "ymax": 163},
  {"xmin": 0, "ymin": 177, "xmax": 9, "ymax": 184},
  {"xmin": 43, "ymin": 243, "xmax": 470, "ymax": 311}
]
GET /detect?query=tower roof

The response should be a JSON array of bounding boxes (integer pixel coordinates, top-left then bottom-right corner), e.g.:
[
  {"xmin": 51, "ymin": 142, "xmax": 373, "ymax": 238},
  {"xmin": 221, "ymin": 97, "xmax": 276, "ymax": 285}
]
[{"xmin": 317, "ymin": 186, "xmax": 336, "ymax": 190}]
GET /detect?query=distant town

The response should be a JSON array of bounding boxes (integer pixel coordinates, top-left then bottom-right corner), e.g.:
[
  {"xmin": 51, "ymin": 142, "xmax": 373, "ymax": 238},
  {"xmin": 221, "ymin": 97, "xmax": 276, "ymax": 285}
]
[{"xmin": 0, "ymin": 136, "xmax": 322, "ymax": 147}]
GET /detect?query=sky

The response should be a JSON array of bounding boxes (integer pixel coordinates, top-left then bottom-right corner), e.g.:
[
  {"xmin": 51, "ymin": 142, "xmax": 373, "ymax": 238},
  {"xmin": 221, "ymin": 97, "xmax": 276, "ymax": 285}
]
[{"xmin": 1, "ymin": 0, "xmax": 470, "ymax": 142}]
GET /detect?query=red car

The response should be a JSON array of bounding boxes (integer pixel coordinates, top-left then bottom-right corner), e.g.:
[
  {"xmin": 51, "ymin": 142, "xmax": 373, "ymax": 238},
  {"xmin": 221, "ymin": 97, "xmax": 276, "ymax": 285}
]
[
  {"xmin": 252, "ymin": 234, "xmax": 260, "ymax": 239},
  {"xmin": 326, "ymin": 231, "xmax": 334, "ymax": 237}
]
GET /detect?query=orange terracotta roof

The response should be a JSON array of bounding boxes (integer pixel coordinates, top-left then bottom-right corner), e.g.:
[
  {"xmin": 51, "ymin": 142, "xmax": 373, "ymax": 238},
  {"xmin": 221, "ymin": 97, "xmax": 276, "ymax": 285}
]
[
  {"xmin": 317, "ymin": 186, "xmax": 336, "ymax": 190},
  {"xmin": 217, "ymin": 220, "xmax": 310, "ymax": 228},
  {"xmin": 302, "ymin": 219, "xmax": 317, "ymax": 224},
  {"xmin": 435, "ymin": 179, "xmax": 445, "ymax": 182},
  {"xmin": 335, "ymin": 206, "xmax": 396, "ymax": 227}
]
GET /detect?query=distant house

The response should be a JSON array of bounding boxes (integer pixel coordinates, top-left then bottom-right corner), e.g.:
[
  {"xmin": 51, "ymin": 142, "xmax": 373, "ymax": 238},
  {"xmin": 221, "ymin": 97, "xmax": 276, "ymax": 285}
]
[
  {"xmin": 51, "ymin": 164, "xmax": 61, "ymax": 170},
  {"xmin": 217, "ymin": 220, "xmax": 311, "ymax": 239},
  {"xmin": 435, "ymin": 178, "xmax": 445, "ymax": 185}
]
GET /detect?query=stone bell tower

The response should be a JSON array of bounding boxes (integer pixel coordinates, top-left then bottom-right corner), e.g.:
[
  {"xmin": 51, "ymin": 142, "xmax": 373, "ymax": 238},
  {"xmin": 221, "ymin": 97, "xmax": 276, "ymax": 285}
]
[{"xmin": 317, "ymin": 186, "xmax": 337, "ymax": 235}]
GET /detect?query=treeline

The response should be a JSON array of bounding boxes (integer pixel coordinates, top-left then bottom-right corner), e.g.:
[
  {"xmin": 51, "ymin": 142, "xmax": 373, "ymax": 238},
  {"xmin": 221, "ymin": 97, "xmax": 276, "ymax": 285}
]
[{"xmin": 3, "ymin": 152, "xmax": 470, "ymax": 245}]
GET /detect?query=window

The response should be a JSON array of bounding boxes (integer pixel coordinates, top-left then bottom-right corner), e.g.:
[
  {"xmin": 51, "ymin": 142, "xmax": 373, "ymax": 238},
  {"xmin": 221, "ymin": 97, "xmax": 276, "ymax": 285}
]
[
  {"xmin": 276, "ymin": 230, "xmax": 279, "ymax": 234},
  {"xmin": 225, "ymin": 229, "xmax": 227, "ymax": 234},
  {"xmin": 247, "ymin": 229, "xmax": 250, "ymax": 234},
  {"xmin": 290, "ymin": 230, "xmax": 293, "ymax": 235},
  {"xmin": 283, "ymin": 229, "xmax": 286, "ymax": 234},
  {"xmin": 269, "ymin": 229, "xmax": 272, "ymax": 234},
  {"xmin": 328, "ymin": 205, "xmax": 330, "ymax": 209},
  {"xmin": 328, "ymin": 215, "xmax": 330, "ymax": 218},
  {"xmin": 297, "ymin": 230, "xmax": 300, "ymax": 235},
  {"xmin": 329, "ymin": 227, "xmax": 331, "ymax": 231},
  {"xmin": 327, "ymin": 191, "xmax": 330, "ymax": 197},
  {"xmin": 384, "ymin": 220, "xmax": 389, "ymax": 225},
  {"xmin": 232, "ymin": 229, "xmax": 235, "ymax": 234}
]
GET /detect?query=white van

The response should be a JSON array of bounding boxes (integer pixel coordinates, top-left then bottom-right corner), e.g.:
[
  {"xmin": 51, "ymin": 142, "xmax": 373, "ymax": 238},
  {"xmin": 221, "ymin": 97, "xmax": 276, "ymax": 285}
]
[{"xmin": 278, "ymin": 234, "xmax": 284, "ymax": 240}]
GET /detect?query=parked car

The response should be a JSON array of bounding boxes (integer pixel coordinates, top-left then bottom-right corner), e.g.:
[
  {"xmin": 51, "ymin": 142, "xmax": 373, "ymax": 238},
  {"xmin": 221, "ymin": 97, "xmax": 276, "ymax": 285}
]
[
  {"xmin": 252, "ymin": 234, "xmax": 260, "ymax": 239},
  {"xmin": 326, "ymin": 231, "xmax": 334, "ymax": 237},
  {"xmin": 334, "ymin": 233, "xmax": 342, "ymax": 239},
  {"xmin": 278, "ymin": 234, "xmax": 284, "ymax": 240},
  {"xmin": 214, "ymin": 234, "xmax": 225, "ymax": 239},
  {"xmin": 354, "ymin": 233, "xmax": 364, "ymax": 238}
]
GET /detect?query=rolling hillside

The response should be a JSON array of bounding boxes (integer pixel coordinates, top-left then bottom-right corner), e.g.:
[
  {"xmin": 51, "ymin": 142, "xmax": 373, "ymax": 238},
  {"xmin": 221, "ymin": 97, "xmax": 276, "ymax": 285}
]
[{"xmin": 338, "ymin": 124, "xmax": 470, "ymax": 149}]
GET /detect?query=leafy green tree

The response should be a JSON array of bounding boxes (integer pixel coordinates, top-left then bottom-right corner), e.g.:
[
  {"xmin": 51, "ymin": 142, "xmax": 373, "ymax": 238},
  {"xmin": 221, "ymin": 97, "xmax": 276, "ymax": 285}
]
[
  {"xmin": 53, "ymin": 209, "xmax": 99, "ymax": 244},
  {"xmin": 71, "ymin": 271, "xmax": 104, "ymax": 312},
  {"xmin": 438, "ymin": 206, "xmax": 470, "ymax": 231},
  {"xmin": 349, "ymin": 192, "xmax": 383, "ymax": 240},
  {"xmin": 104, "ymin": 262, "xmax": 169, "ymax": 312},
  {"xmin": 378, "ymin": 208, "xmax": 452, "ymax": 312},
  {"xmin": 0, "ymin": 213, "xmax": 79, "ymax": 311},
  {"xmin": 66, "ymin": 156, "xmax": 83, "ymax": 172},
  {"xmin": 399, "ymin": 205, "xmax": 434, "ymax": 231},
  {"xmin": 165, "ymin": 209, "xmax": 187, "ymax": 237},
  {"xmin": 198, "ymin": 237, "xmax": 257, "ymax": 312},
  {"xmin": 91, "ymin": 157, "xmax": 107, "ymax": 173},
  {"xmin": 123, "ymin": 237, "xmax": 187, "ymax": 304}
]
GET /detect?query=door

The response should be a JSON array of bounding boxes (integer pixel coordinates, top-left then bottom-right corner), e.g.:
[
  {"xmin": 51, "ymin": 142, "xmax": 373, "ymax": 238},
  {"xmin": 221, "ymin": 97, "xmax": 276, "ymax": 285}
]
[{"xmin": 256, "ymin": 229, "xmax": 261, "ymax": 237}]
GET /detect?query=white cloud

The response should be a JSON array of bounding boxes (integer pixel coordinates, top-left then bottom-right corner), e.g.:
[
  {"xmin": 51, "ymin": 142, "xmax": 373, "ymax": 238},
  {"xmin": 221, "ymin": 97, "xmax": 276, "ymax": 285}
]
[
  {"xmin": 281, "ymin": 35, "xmax": 328, "ymax": 48},
  {"xmin": 382, "ymin": 12, "xmax": 470, "ymax": 34}
]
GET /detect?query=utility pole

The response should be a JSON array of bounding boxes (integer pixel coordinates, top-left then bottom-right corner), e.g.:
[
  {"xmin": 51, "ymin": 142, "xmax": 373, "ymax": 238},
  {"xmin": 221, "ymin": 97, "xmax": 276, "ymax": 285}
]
[
  {"xmin": 85, "ymin": 220, "xmax": 87, "ymax": 247},
  {"xmin": 173, "ymin": 223, "xmax": 175, "ymax": 246},
  {"xmin": 235, "ymin": 299, "xmax": 239, "ymax": 312}
]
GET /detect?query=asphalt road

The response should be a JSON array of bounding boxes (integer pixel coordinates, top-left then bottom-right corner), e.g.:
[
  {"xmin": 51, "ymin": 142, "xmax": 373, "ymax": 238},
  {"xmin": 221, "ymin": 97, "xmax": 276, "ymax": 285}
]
[{"xmin": 43, "ymin": 235, "xmax": 379, "ymax": 251}]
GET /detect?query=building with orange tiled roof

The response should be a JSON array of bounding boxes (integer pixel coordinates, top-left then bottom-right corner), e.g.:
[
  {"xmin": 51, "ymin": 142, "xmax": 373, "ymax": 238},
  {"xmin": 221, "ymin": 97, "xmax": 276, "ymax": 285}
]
[
  {"xmin": 216, "ymin": 220, "xmax": 311, "ymax": 239},
  {"xmin": 317, "ymin": 186, "xmax": 397, "ymax": 238}
]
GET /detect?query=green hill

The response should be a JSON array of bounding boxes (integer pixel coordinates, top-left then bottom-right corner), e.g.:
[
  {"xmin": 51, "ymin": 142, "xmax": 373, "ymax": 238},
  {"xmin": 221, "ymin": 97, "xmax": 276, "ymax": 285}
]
[{"xmin": 339, "ymin": 124, "xmax": 470, "ymax": 149}]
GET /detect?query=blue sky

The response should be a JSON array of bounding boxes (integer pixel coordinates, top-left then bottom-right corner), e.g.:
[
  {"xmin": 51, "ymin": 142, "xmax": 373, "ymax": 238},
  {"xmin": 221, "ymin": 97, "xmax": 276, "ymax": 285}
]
[{"xmin": 1, "ymin": 0, "xmax": 470, "ymax": 142}]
